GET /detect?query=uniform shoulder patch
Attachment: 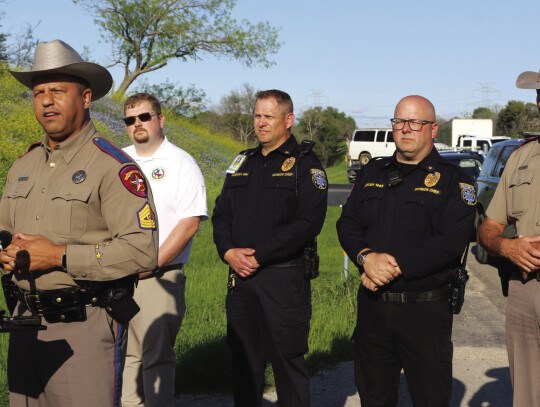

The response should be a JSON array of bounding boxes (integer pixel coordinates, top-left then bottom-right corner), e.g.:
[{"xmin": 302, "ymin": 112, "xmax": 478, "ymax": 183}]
[
  {"xmin": 459, "ymin": 183, "xmax": 477, "ymax": 206},
  {"xmin": 137, "ymin": 202, "xmax": 156, "ymax": 230},
  {"xmin": 93, "ymin": 137, "xmax": 132, "ymax": 164},
  {"xmin": 310, "ymin": 169, "xmax": 327, "ymax": 190},
  {"xmin": 119, "ymin": 165, "xmax": 148, "ymax": 197},
  {"xmin": 18, "ymin": 142, "xmax": 41, "ymax": 158}
]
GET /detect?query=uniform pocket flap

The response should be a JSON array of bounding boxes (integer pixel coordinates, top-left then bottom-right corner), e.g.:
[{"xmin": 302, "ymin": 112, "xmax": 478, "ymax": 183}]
[
  {"xmin": 509, "ymin": 170, "xmax": 534, "ymax": 188},
  {"xmin": 50, "ymin": 184, "xmax": 92, "ymax": 202},
  {"xmin": 4, "ymin": 181, "xmax": 34, "ymax": 199}
]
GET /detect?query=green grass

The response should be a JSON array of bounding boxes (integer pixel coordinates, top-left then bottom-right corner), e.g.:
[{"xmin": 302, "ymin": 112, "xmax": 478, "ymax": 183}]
[{"xmin": 0, "ymin": 67, "xmax": 358, "ymax": 402}]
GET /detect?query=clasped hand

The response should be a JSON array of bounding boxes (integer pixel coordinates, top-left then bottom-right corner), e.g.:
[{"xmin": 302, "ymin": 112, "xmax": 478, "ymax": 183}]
[
  {"xmin": 361, "ymin": 252, "xmax": 402, "ymax": 291},
  {"xmin": 0, "ymin": 233, "xmax": 65, "ymax": 273}
]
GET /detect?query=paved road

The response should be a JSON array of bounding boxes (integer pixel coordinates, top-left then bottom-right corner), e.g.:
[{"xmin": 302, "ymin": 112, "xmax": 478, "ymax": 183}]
[{"xmin": 174, "ymin": 244, "xmax": 513, "ymax": 406}]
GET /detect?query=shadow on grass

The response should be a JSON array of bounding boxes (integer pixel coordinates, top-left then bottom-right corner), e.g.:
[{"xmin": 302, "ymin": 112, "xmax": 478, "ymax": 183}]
[
  {"xmin": 174, "ymin": 333, "xmax": 355, "ymax": 396},
  {"xmin": 175, "ymin": 335, "xmax": 233, "ymax": 394},
  {"xmin": 306, "ymin": 335, "xmax": 353, "ymax": 376}
]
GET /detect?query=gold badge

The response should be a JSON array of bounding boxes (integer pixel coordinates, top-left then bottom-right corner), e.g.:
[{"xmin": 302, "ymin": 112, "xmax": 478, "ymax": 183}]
[
  {"xmin": 424, "ymin": 172, "xmax": 440, "ymax": 187},
  {"xmin": 281, "ymin": 157, "xmax": 295, "ymax": 172}
]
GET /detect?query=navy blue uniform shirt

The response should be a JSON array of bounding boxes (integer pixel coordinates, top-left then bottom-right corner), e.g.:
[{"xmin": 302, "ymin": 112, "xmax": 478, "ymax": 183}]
[
  {"xmin": 212, "ymin": 135, "xmax": 328, "ymax": 266},
  {"xmin": 336, "ymin": 147, "xmax": 477, "ymax": 292}
]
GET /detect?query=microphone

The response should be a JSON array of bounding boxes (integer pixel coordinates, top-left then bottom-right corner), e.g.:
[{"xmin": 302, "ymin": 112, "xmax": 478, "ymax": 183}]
[{"xmin": 0, "ymin": 231, "xmax": 12, "ymax": 250}]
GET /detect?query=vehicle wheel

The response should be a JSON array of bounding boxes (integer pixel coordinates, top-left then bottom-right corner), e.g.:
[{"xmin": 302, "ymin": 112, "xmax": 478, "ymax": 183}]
[
  {"xmin": 359, "ymin": 153, "xmax": 371, "ymax": 165},
  {"xmin": 476, "ymin": 213, "xmax": 489, "ymax": 264}
]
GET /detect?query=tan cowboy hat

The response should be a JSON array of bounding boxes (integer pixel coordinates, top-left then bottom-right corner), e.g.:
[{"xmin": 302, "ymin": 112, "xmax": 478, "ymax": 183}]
[
  {"xmin": 9, "ymin": 39, "xmax": 112, "ymax": 100},
  {"xmin": 516, "ymin": 69, "xmax": 540, "ymax": 89}
]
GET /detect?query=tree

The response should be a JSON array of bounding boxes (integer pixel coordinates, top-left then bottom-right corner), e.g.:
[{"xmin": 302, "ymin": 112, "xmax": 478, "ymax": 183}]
[
  {"xmin": 7, "ymin": 22, "xmax": 40, "ymax": 69},
  {"xmin": 297, "ymin": 106, "xmax": 356, "ymax": 167},
  {"xmin": 496, "ymin": 100, "xmax": 539, "ymax": 137},
  {"xmin": 218, "ymin": 82, "xmax": 257, "ymax": 145},
  {"xmin": 74, "ymin": 0, "xmax": 281, "ymax": 97},
  {"xmin": 472, "ymin": 106, "xmax": 497, "ymax": 120},
  {"xmin": 134, "ymin": 78, "xmax": 207, "ymax": 117}
]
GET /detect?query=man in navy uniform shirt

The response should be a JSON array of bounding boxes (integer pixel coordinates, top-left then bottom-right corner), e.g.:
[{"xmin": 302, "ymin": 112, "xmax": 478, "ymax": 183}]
[
  {"xmin": 337, "ymin": 95, "xmax": 476, "ymax": 407},
  {"xmin": 212, "ymin": 89, "xmax": 327, "ymax": 407}
]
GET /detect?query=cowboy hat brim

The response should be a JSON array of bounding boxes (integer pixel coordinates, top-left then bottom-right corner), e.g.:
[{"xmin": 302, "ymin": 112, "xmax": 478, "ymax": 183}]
[
  {"xmin": 516, "ymin": 71, "xmax": 540, "ymax": 89},
  {"xmin": 9, "ymin": 61, "xmax": 113, "ymax": 101}
]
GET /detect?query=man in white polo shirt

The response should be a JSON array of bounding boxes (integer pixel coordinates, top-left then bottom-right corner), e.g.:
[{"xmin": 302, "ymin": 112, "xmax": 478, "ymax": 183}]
[{"xmin": 120, "ymin": 93, "xmax": 208, "ymax": 407}]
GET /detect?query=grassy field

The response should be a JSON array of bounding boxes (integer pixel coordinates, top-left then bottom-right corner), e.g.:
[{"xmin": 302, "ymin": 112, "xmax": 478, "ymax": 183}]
[{"xmin": 0, "ymin": 70, "xmax": 358, "ymax": 403}]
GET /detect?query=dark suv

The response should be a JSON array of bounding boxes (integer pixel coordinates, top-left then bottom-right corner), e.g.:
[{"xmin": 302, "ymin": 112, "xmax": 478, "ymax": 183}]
[{"xmin": 475, "ymin": 138, "xmax": 523, "ymax": 263}]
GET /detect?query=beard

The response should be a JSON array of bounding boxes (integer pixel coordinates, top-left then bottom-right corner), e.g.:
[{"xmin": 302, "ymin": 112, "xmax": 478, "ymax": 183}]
[{"xmin": 133, "ymin": 129, "xmax": 149, "ymax": 144}]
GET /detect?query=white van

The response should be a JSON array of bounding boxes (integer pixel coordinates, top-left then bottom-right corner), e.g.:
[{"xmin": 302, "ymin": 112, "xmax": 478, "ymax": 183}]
[{"xmin": 347, "ymin": 128, "xmax": 394, "ymax": 165}]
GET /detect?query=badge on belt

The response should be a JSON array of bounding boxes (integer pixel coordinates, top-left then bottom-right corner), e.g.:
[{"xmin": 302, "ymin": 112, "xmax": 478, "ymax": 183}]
[{"xmin": 226, "ymin": 154, "xmax": 247, "ymax": 174}]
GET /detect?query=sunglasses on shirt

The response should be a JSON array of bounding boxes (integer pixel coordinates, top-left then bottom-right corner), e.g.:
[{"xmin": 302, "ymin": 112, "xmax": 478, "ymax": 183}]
[{"xmin": 122, "ymin": 112, "xmax": 159, "ymax": 126}]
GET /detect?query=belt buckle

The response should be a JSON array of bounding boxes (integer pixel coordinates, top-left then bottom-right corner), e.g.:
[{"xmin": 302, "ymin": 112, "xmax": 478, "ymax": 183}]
[
  {"xmin": 397, "ymin": 292, "xmax": 407, "ymax": 303},
  {"xmin": 25, "ymin": 293, "xmax": 44, "ymax": 316}
]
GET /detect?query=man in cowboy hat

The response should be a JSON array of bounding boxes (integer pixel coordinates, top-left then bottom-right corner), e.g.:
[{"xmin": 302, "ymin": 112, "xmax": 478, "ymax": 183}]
[
  {"xmin": 479, "ymin": 70, "xmax": 540, "ymax": 407},
  {"xmin": 0, "ymin": 40, "xmax": 158, "ymax": 407}
]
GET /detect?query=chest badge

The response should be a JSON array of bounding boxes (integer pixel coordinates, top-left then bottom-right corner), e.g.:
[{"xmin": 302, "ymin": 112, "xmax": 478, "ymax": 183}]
[
  {"xmin": 424, "ymin": 172, "xmax": 440, "ymax": 187},
  {"xmin": 310, "ymin": 169, "xmax": 328, "ymax": 190},
  {"xmin": 72, "ymin": 170, "xmax": 86, "ymax": 184},
  {"xmin": 460, "ymin": 183, "xmax": 477, "ymax": 206},
  {"xmin": 152, "ymin": 168, "xmax": 165, "ymax": 180},
  {"xmin": 281, "ymin": 157, "xmax": 295, "ymax": 172},
  {"xmin": 226, "ymin": 154, "xmax": 247, "ymax": 174}
]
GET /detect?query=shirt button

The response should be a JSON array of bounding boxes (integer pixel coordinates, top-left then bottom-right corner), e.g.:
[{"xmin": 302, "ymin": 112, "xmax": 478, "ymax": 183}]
[
  {"xmin": 71, "ymin": 273, "xmax": 76, "ymax": 278},
  {"xmin": 537, "ymin": 221, "xmax": 540, "ymax": 227},
  {"xmin": 41, "ymin": 188, "xmax": 45, "ymax": 193},
  {"xmin": 50, "ymin": 162, "xmax": 56, "ymax": 168},
  {"xmin": 35, "ymin": 215, "xmax": 40, "ymax": 220},
  {"xmin": 66, "ymin": 193, "xmax": 71, "ymax": 198},
  {"xmin": 82, "ymin": 273, "xmax": 87, "ymax": 278}
]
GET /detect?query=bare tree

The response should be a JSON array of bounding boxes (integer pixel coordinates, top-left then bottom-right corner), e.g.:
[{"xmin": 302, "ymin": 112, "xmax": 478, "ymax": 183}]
[{"xmin": 218, "ymin": 83, "xmax": 257, "ymax": 145}]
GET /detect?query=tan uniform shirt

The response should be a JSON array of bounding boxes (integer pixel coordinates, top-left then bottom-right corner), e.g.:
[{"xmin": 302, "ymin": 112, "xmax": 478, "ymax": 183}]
[
  {"xmin": 487, "ymin": 139, "xmax": 540, "ymax": 237},
  {"xmin": 0, "ymin": 121, "xmax": 158, "ymax": 291}
]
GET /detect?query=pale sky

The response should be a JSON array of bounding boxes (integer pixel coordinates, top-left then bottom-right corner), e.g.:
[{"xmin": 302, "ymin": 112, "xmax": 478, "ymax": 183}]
[{"xmin": 3, "ymin": 0, "xmax": 539, "ymax": 127}]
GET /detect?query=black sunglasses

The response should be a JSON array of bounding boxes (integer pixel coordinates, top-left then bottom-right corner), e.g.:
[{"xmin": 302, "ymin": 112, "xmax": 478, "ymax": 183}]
[{"xmin": 122, "ymin": 112, "xmax": 159, "ymax": 126}]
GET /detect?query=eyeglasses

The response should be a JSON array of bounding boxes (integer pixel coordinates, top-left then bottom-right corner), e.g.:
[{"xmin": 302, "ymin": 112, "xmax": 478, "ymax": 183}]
[
  {"xmin": 122, "ymin": 112, "xmax": 159, "ymax": 126},
  {"xmin": 390, "ymin": 118, "xmax": 434, "ymax": 131}
]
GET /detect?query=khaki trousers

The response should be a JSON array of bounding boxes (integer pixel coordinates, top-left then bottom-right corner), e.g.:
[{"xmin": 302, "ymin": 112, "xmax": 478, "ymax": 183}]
[
  {"xmin": 122, "ymin": 267, "xmax": 186, "ymax": 407},
  {"xmin": 8, "ymin": 303, "xmax": 126, "ymax": 407},
  {"xmin": 506, "ymin": 278, "xmax": 540, "ymax": 407}
]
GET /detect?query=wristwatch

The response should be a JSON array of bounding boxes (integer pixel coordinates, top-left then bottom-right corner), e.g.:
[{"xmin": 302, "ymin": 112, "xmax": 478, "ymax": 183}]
[
  {"xmin": 357, "ymin": 250, "xmax": 374, "ymax": 266},
  {"xmin": 61, "ymin": 249, "xmax": 68, "ymax": 273}
]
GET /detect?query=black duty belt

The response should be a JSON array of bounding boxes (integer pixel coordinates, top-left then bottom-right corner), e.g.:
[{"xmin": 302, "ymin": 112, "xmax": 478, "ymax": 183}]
[
  {"xmin": 380, "ymin": 285, "xmax": 451, "ymax": 304},
  {"xmin": 159, "ymin": 263, "xmax": 183, "ymax": 273},
  {"xmin": 266, "ymin": 256, "xmax": 304, "ymax": 268},
  {"xmin": 17, "ymin": 287, "xmax": 100, "ymax": 324}
]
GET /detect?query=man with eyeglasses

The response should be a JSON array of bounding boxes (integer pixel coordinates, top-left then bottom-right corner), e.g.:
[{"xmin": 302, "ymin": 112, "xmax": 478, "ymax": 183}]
[
  {"xmin": 478, "ymin": 71, "xmax": 540, "ymax": 407},
  {"xmin": 337, "ymin": 95, "xmax": 476, "ymax": 406},
  {"xmin": 121, "ymin": 93, "xmax": 208, "ymax": 407}
]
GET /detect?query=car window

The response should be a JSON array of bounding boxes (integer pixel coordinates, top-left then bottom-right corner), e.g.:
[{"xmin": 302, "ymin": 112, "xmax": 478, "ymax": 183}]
[
  {"xmin": 376, "ymin": 130, "xmax": 385, "ymax": 142},
  {"xmin": 480, "ymin": 145, "xmax": 501, "ymax": 177},
  {"xmin": 492, "ymin": 146, "xmax": 516, "ymax": 178},
  {"xmin": 463, "ymin": 140, "xmax": 472, "ymax": 147},
  {"xmin": 446, "ymin": 157, "xmax": 482, "ymax": 180},
  {"xmin": 353, "ymin": 131, "xmax": 375, "ymax": 142},
  {"xmin": 387, "ymin": 131, "xmax": 394, "ymax": 142}
]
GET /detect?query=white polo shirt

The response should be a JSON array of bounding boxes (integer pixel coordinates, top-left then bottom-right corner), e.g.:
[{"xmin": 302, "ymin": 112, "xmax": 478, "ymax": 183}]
[{"xmin": 124, "ymin": 137, "xmax": 208, "ymax": 265}]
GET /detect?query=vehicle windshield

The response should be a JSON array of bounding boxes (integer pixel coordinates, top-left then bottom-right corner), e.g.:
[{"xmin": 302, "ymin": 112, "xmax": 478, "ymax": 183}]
[{"xmin": 447, "ymin": 157, "xmax": 483, "ymax": 180}]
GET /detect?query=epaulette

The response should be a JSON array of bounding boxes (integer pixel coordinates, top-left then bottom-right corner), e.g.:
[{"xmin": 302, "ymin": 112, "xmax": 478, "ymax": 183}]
[
  {"xmin": 92, "ymin": 137, "xmax": 132, "ymax": 164},
  {"xmin": 240, "ymin": 147, "xmax": 258, "ymax": 158},
  {"xmin": 516, "ymin": 136, "xmax": 539, "ymax": 150},
  {"xmin": 18, "ymin": 142, "xmax": 41, "ymax": 159}
]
